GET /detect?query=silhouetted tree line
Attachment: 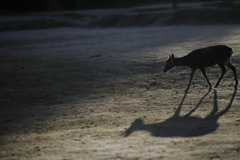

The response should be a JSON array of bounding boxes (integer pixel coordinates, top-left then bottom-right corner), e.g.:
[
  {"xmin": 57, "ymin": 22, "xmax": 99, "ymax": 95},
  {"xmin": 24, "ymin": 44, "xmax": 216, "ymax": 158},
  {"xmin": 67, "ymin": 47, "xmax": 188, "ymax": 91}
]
[{"xmin": 0, "ymin": 0, "xmax": 221, "ymax": 12}]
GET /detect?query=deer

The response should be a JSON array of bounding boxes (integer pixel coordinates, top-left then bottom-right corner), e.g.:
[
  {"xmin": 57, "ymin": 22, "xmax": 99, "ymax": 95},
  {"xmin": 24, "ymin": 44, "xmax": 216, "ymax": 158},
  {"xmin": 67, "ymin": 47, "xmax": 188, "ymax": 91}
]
[{"xmin": 164, "ymin": 45, "xmax": 238, "ymax": 91}]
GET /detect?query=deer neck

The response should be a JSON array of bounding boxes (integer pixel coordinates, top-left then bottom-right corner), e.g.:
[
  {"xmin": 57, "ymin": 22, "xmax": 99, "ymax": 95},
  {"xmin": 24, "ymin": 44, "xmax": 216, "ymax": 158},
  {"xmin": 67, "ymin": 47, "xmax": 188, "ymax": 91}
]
[{"xmin": 174, "ymin": 56, "xmax": 189, "ymax": 67}]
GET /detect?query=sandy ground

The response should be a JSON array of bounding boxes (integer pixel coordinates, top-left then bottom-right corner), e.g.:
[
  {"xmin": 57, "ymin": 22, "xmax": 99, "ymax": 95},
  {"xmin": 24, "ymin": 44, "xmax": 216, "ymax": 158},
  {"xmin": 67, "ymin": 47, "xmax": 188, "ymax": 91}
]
[{"xmin": 1, "ymin": 25, "xmax": 240, "ymax": 159}]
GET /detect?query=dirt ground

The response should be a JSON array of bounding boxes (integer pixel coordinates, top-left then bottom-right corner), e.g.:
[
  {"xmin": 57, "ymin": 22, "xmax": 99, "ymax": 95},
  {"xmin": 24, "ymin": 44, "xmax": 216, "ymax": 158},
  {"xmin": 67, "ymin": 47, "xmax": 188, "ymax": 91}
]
[{"xmin": 1, "ymin": 25, "xmax": 240, "ymax": 160}]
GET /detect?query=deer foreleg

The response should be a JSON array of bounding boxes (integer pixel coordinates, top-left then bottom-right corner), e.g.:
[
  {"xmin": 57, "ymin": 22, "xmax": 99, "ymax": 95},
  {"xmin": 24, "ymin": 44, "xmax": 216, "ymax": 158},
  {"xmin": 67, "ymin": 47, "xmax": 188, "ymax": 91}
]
[
  {"xmin": 215, "ymin": 64, "xmax": 226, "ymax": 88},
  {"xmin": 225, "ymin": 59, "xmax": 238, "ymax": 87},
  {"xmin": 200, "ymin": 68, "xmax": 212, "ymax": 90},
  {"xmin": 186, "ymin": 70, "xmax": 196, "ymax": 92}
]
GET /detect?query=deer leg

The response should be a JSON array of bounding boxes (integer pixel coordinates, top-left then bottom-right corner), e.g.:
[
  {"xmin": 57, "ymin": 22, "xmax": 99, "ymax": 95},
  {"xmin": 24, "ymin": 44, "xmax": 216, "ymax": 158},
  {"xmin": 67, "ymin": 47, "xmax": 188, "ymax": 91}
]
[
  {"xmin": 186, "ymin": 70, "xmax": 196, "ymax": 91},
  {"xmin": 225, "ymin": 58, "xmax": 238, "ymax": 87},
  {"xmin": 200, "ymin": 68, "xmax": 212, "ymax": 90},
  {"xmin": 215, "ymin": 64, "xmax": 226, "ymax": 88}
]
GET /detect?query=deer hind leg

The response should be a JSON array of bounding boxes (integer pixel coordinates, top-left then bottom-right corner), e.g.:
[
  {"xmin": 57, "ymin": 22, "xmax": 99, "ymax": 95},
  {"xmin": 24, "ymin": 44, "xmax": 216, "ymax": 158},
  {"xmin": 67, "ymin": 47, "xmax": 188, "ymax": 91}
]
[
  {"xmin": 214, "ymin": 63, "xmax": 227, "ymax": 88},
  {"xmin": 225, "ymin": 58, "xmax": 238, "ymax": 87},
  {"xmin": 186, "ymin": 69, "xmax": 196, "ymax": 92},
  {"xmin": 200, "ymin": 67, "xmax": 212, "ymax": 90}
]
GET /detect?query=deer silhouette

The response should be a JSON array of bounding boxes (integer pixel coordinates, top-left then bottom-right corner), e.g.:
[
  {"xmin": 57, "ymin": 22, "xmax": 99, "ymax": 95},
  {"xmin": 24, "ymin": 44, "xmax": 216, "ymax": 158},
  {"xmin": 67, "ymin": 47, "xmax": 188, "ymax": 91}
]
[
  {"xmin": 164, "ymin": 45, "xmax": 238, "ymax": 91},
  {"xmin": 125, "ymin": 88, "xmax": 237, "ymax": 137}
]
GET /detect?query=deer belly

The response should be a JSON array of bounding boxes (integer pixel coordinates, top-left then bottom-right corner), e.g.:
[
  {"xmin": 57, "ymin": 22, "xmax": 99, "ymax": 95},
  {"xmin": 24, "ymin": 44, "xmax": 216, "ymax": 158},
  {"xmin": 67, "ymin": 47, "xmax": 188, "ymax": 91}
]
[{"xmin": 204, "ymin": 59, "xmax": 217, "ymax": 67}]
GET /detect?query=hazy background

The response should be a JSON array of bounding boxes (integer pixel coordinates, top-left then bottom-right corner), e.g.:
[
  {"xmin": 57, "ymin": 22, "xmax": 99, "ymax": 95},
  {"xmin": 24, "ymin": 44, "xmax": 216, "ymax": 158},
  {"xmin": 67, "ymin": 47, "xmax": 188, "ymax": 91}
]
[
  {"xmin": 1, "ymin": 0, "xmax": 212, "ymax": 11},
  {"xmin": 1, "ymin": 0, "xmax": 240, "ymax": 32}
]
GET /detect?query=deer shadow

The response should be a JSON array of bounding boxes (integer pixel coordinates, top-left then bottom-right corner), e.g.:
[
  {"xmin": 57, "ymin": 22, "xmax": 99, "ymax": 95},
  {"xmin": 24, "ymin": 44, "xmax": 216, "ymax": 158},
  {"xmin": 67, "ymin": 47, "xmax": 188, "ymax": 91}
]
[{"xmin": 124, "ymin": 88, "xmax": 237, "ymax": 137}]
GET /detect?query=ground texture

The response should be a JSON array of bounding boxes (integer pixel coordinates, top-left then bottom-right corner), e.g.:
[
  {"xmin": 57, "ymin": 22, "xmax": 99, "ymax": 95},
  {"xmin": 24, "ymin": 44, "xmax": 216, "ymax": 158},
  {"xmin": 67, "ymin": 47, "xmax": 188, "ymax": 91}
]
[{"xmin": 1, "ymin": 25, "xmax": 240, "ymax": 159}]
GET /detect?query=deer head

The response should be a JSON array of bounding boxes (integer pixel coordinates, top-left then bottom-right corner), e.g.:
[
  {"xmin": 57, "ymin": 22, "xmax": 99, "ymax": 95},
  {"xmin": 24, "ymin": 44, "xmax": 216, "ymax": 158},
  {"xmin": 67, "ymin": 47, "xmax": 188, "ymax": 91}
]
[{"xmin": 164, "ymin": 54, "xmax": 175, "ymax": 72}]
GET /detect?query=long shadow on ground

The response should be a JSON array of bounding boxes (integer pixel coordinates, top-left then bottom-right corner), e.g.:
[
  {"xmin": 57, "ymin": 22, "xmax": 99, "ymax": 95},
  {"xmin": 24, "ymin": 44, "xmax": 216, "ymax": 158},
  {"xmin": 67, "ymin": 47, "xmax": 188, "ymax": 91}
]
[{"xmin": 125, "ymin": 87, "xmax": 237, "ymax": 137}]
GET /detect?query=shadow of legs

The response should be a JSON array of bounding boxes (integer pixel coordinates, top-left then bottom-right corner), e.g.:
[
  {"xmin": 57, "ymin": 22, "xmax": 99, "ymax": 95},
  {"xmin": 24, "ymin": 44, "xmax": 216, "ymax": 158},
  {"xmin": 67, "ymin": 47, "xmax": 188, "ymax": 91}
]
[
  {"xmin": 172, "ymin": 91, "xmax": 188, "ymax": 118},
  {"xmin": 184, "ymin": 90, "xmax": 210, "ymax": 118}
]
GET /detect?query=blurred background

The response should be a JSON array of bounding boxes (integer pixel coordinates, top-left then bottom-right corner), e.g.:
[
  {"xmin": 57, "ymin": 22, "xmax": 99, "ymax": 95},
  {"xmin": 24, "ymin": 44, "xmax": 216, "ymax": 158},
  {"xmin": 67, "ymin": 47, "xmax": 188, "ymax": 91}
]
[
  {"xmin": 0, "ymin": 0, "xmax": 240, "ymax": 31},
  {"xmin": 1, "ymin": 0, "xmax": 207, "ymax": 11}
]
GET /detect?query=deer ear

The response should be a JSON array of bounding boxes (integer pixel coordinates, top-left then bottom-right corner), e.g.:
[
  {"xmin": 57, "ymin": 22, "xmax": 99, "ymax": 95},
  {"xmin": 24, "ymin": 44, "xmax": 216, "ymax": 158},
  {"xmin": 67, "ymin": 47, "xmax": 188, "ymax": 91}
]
[
  {"xmin": 168, "ymin": 55, "xmax": 171, "ymax": 58},
  {"xmin": 171, "ymin": 54, "xmax": 175, "ymax": 59}
]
